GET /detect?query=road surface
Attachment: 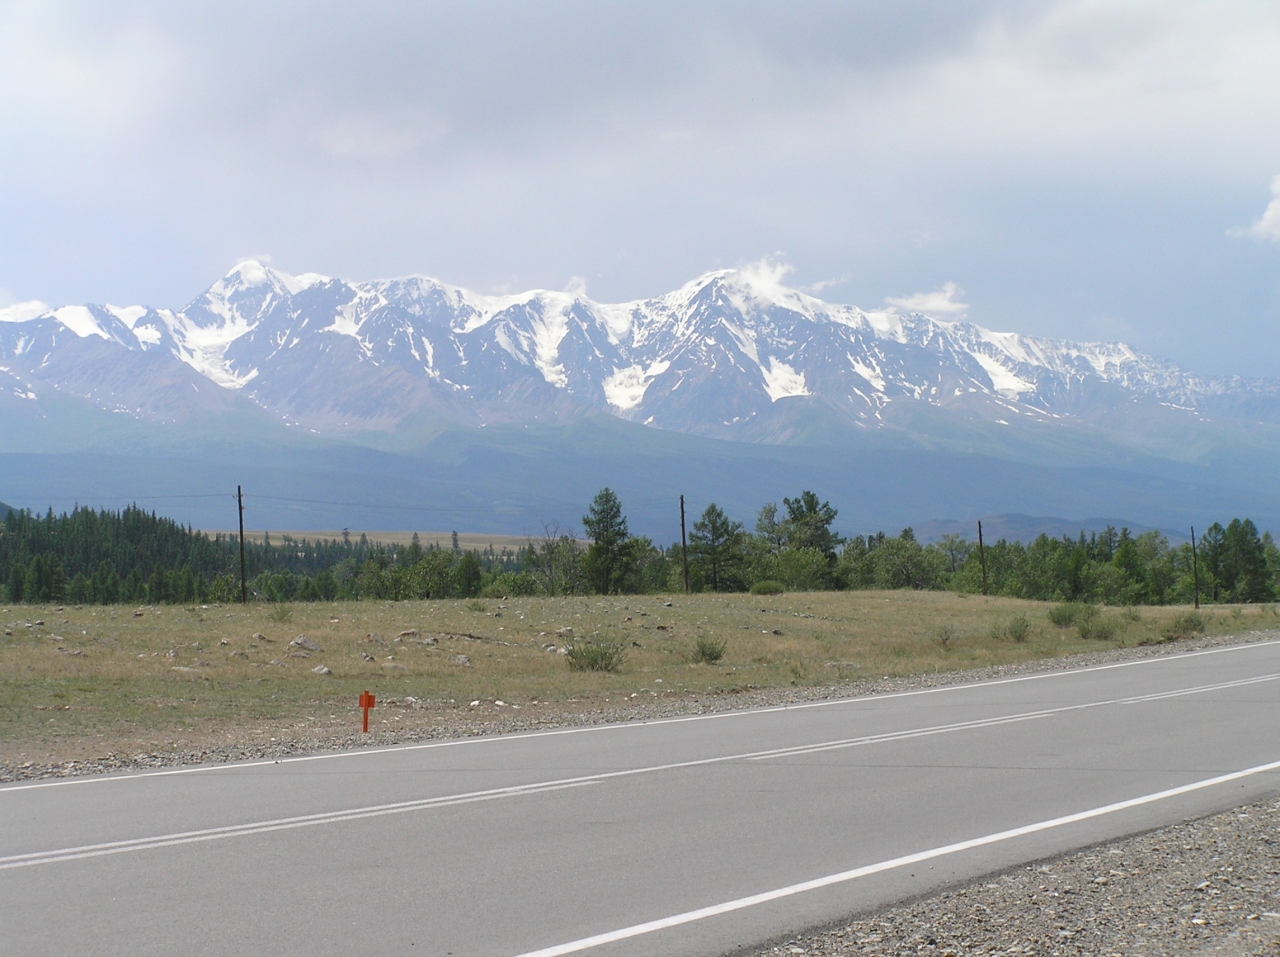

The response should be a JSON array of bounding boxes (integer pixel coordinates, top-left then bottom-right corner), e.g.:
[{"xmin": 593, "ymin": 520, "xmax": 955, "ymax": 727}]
[{"xmin": 4, "ymin": 640, "xmax": 1280, "ymax": 956}]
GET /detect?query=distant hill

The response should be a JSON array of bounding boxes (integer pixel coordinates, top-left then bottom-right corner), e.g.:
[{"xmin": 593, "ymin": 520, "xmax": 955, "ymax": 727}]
[{"xmin": 912, "ymin": 514, "xmax": 1188, "ymax": 546}]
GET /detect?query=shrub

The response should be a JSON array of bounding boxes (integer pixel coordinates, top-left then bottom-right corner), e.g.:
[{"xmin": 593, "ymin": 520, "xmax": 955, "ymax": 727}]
[
  {"xmin": 1161, "ymin": 611, "xmax": 1207, "ymax": 642},
  {"xmin": 1048, "ymin": 602, "xmax": 1095, "ymax": 628},
  {"xmin": 749, "ymin": 580, "xmax": 784, "ymax": 596},
  {"xmin": 564, "ymin": 637, "xmax": 627, "ymax": 672},
  {"xmin": 480, "ymin": 572, "xmax": 539, "ymax": 599},
  {"xmin": 1077, "ymin": 614, "xmax": 1118, "ymax": 641},
  {"xmin": 932, "ymin": 625, "xmax": 956, "ymax": 650},
  {"xmin": 266, "ymin": 603, "xmax": 293, "ymax": 622},
  {"xmin": 691, "ymin": 636, "xmax": 728, "ymax": 664},
  {"xmin": 466, "ymin": 600, "xmax": 486, "ymax": 612},
  {"xmin": 992, "ymin": 614, "xmax": 1031, "ymax": 643},
  {"xmin": 770, "ymin": 548, "xmax": 831, "ymax": 591},
  {"xmin": 1121, "ymin": 607, "xmax": 1143, "ymax": 623}
]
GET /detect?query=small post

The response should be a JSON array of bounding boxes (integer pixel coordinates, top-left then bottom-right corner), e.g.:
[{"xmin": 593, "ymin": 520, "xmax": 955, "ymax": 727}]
[
  {"xmin": 237, "ymin": 485, "xmax": 248, "ymax": 605},
  {"xmin": 679, "ymin": 494, "xmax": 690, "ymax": 593},
  {"xmin": 1190, "ymin": 525, "xmax": 1200, "ymax": 610},
  {"xmin": 359, "ymin": 690, "xmax": 376, "ymax": 733},
  {"xmin": 977, "ymin": 520, "xmax": 988, "ymax": 597}
]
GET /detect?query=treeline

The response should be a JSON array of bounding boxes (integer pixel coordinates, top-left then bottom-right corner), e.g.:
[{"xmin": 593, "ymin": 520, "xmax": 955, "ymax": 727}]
[
  {"xmin": 672, "ymin": 500, "xmax": 1279, "ymax": 605},
  {"xmin": 3, "ymin": 495, "xmax": 1278, "ymax": 606},
  {"xmin": 0, "ymin": 506, "xmax": 520, "ymax": 605}
]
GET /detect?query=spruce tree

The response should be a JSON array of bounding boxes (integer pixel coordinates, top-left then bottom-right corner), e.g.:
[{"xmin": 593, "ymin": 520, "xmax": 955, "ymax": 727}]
[{"xmin": 583, "ymin": 488, "xmax": 629, "ymax": 594}]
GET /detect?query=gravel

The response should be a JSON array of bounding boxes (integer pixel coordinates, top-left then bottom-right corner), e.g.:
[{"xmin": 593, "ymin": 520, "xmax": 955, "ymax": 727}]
[
  {"xmin": 4, "ymin": 630, "xmax": 1278, "ymax": 956},
  {"xmin": 745, "ymin": 797, "xmax": 1280, "ymax": 957}
]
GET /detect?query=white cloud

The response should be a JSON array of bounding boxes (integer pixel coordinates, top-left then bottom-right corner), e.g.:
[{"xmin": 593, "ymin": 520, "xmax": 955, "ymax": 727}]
[
  {"xmin": 736, "ymin": 258, "xmax": 794, "ymax": 298},
  {"xmin": 886, "ymin": 282, "xmax": 968, "ymax": 317},
  {"xmin": 802, "ymin": 275, "xmax": 850, "ymax": 294},
  {"xmin": 1233, "ymin": 174, "xmax": 1280, "ymax": 242},
  {"xmin": 0, "ymin": 299, "xmax": 51, "ymax": 323}
]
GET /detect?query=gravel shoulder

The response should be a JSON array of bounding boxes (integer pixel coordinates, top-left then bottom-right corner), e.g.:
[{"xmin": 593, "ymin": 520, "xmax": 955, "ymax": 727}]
[{"xmin": 743, "ymin": 796, "xmax": 1280, "ymax": 957}]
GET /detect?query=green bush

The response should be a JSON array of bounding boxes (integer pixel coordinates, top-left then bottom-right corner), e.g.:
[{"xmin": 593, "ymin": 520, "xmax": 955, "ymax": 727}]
[
  {"xmin": 1162, "ymin": 611, "xmax": 1207, "ymax": 641},
  {"xmin": 1048, "ymin": 602, "xmax": 1096, "ymax": 627},
  {"xmin": 992, "ymin": 614, "xmax": 1031, "ymax": 643},
  {"xmin": 749, "ymin": 580, "xmax": 784, "ymax": 596},
  {"xmin": 768, "ymin": 548, "xmax": 831, "ymax": 591},
  {"xmin": 266, "ymin": 603, "xmax": 293, "ymax": 621},
  {"xmin": 1077, "ymin": 614, "xmax": 1118, "ymax": 641},
  {"xmin": 480, "ymin": 571, "xmax": 539, "ymax": 599},
  {"xmin": 564, "ymin": 637, "xmax": 627, "ymax": 672},
  {"xmin": 691, "ymin": 636, "xmax": 728, "ymax": 664},
  {"xmin": 932, "ymin": 625, "xmax": 956, "ymax": 649}
]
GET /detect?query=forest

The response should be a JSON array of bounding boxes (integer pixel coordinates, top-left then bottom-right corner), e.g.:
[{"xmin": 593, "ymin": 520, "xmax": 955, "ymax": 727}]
[{"xmin": 2, "ymin": 490, "xmax": 1276, "ymax": 606}]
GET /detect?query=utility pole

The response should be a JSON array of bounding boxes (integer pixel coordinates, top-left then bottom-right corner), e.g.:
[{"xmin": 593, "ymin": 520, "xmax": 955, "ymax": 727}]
[
  {"xmin": 237, "ymin": 485, "xmax": 248, "ymax": 605},
  {"xmin": 679, "ymin": 494, "xmax": 690, "ymax": 593},
  {"xmin": 1190, "ymin": 525, "xmax": 1200, "ymax": 610},
  {"xmin": 977, "ymin": 520, "xmax": 988, "ymax": 596}
]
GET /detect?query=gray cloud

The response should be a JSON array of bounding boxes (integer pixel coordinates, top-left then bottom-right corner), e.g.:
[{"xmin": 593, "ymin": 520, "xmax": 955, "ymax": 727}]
[{"xmin": 1, "ymin": 0, "xmax": 1279, "ymax": 377}]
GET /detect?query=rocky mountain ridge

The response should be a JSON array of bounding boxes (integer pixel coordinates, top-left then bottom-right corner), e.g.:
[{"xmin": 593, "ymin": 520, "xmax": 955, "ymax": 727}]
[{"xmin": 3, "ymin": 260, "xmax": 1276, "ymax": 442}]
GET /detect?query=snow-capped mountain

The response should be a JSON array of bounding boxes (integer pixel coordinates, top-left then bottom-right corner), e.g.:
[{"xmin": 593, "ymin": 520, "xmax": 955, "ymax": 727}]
[{"xmin": 3, "ymin": 260, "xmax": 1277, "ymax": 441}]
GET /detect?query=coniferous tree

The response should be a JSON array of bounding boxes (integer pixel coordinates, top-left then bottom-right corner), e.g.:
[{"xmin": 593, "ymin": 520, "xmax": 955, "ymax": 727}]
[
  {"xmin": 583, "ymin": 488, "xmax": 630, "ymax": 594},
  {"xmin": 689, "ymin": 503, "xmax": 746, "ymax": 592}
]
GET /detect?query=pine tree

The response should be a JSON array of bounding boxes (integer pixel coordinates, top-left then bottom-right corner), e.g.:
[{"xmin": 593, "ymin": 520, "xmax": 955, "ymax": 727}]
[
  {"xmin": 582, "ymin": 488, "xmax": 629, "ymax": 594},
  {"xmin": 689, "ymin": 503, "xmax": 745, "ymax": 592}
]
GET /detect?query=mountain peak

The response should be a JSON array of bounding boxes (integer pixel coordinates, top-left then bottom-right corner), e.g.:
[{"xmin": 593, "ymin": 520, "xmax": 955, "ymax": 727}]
[{"xmin": 3, "ymin": 261, "xmax": 1276, "ymax": 447}]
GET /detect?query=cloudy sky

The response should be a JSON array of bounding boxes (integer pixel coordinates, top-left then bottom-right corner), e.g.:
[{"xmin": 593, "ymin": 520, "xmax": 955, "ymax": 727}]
[{"xmin": 2, "ymin": 0, "xmax": 1279, "ymax": 376}]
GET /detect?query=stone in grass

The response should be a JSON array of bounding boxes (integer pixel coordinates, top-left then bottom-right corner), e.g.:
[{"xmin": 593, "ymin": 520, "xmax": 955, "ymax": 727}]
[
  {"xmin": 312, "ymin": 665, "xmax": 332, "ymax": 675},
  {"xmin": 290, "ymin": 635, "xmax": 322, "ymax": 652},
  {"xmin": 451, "ymin": 654, "xmax": 472, "ymax": 667}
]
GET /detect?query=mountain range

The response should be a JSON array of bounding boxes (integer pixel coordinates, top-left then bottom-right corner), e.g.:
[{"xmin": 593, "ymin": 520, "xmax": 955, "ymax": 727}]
[
  {"xmin": 3, "ymin": 262, "xmax": 1279, "ymax": 537},
  {"xmin": 4, "ymin": 259, "xmax": 1279, "ymax": 445}
]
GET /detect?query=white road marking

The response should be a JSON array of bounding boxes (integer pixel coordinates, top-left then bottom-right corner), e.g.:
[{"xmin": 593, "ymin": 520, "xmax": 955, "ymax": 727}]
[
  {"xmin": 7, "ymin": 670, "xmax": 1278, "ymax": 869},
  {"xmin": 510, "ymin": 757, "xmax": 1280, "ymax": 957},
  {"xmin": 4, "ymin": 636, "xmax": 1277, "ymax": 794},
  {"xmin": 748, "ymin": 672, "xmax": 1280, "ymax": 761},
  {"xmin": 0, "ymin": 779, "xmax": 597, "ymax": 871}
]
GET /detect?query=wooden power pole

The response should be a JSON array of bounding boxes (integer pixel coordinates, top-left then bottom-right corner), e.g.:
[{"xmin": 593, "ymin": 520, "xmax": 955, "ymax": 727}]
[
  {"xmin": 679, "ymin": 494, "xmax": 690, "ymax": 593},
  {"xmin": 238, "ymin": 485, "xmax": 248, "ymax": 604},
  {"xmin": 1190, "ymin": 525, "xmax": 1200, "ymax": 610},
  {"xmin": 977, "ymin": 520, "xmax": 988, "ymax": 596}
]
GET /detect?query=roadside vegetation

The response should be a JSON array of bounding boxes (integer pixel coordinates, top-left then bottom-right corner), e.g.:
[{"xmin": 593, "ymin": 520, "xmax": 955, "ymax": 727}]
[{"xmin": 2, "ymin": 590, "xmax": 1273, "ymax": 761}]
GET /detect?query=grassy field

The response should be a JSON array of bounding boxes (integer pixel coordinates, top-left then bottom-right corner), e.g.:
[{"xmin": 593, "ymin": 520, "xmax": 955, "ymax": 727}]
[{"xmin": 2, "ymin": 592, "xmax": 1274, "ymax": 763}]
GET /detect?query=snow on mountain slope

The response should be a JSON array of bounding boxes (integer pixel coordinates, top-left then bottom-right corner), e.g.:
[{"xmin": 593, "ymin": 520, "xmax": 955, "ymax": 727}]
[{"xmin": 3, "ymin": 260, "xmax": 1277, "ymax": 439}]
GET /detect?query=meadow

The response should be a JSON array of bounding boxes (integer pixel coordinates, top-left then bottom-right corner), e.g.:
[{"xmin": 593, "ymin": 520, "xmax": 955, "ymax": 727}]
[{"xmin": 2, "ymin": 591, "xmax": 1273, "ymax": 763}]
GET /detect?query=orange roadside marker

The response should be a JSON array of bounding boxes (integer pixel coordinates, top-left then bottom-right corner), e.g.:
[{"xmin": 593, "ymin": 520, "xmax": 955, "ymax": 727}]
[{"xmin": 359, "ymin": 690, "xmax": 376, "ymax": 733}]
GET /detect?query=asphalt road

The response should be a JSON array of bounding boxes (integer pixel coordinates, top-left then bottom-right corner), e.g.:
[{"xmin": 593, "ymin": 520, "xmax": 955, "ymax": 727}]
[{"xmin": 4, "ymin": 640, "xmax": 1280, "ymax": 957}]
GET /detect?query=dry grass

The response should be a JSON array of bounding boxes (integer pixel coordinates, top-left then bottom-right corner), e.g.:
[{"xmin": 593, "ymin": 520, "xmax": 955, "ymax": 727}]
[{"xmin": 2, "ymin": 593, "xmax": 1274, "ymax": 762}]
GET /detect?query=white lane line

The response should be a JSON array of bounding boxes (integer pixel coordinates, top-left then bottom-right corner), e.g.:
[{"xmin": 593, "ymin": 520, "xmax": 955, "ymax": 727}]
[
  {"xmin": 749, "ymin": 672, "xmax": 1280, "ymax": 761},
  {"xmin": 510, "ymin": 757, "xmax": 1280, "ymax": 957},
  {"xmin": 5, "ymin": 637, "xmax": 1278, "ymax": 794},
  {"xmin": 9, "ymin": 670, "xmax": 1277, "ymax": 869},
  {"xmin": 0, "ymin": 779, "xmax": 596, "ymax": 871}
]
